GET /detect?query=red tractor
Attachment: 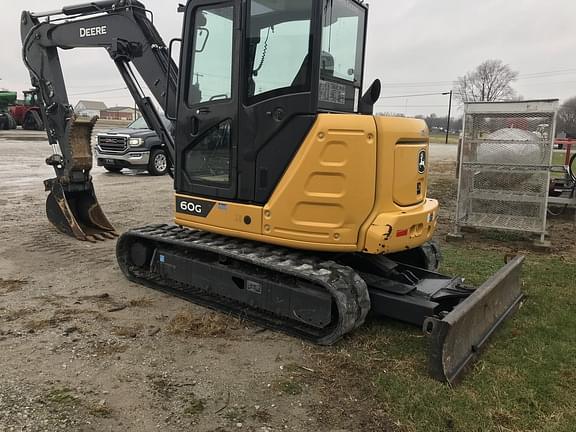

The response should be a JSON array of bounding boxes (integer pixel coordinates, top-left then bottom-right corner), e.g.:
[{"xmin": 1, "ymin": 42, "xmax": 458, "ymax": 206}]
[{"xmin": 9, "ymin": 89, "xmax": 44, "ymax": 130}]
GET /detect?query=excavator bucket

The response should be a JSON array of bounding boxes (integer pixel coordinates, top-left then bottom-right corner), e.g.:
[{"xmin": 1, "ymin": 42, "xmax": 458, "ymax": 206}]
[
  {"xmin": 424, "ymin": 256, "xmax": 525, "ymax": 384},
  {"xmin": 44, "ymin": 117, "xmax": 117, "ymax": 242},
  {"xmin": 45, "ymin": 179, "xmax": 117, "ymax": 242}
]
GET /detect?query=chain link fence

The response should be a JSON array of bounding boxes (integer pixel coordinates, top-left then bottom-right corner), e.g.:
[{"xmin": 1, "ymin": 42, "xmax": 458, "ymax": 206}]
[{"xmin": 454, "ymin": 100, "xmax": 559, "ymax": 243}]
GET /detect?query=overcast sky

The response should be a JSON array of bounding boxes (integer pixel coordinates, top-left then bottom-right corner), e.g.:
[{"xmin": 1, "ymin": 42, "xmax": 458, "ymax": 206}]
[{"xmin": 1, "ymin": 0, "xmax": 575, "ymax": 117}]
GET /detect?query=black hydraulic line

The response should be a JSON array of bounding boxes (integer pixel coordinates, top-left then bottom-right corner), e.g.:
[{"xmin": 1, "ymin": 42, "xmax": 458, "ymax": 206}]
[
  {"xmin": 30, "ymin": 1, "xmax": 117, "ymax": 18},
  {"xmin": 115, "ymin": 59, "xmax": 174, "ymax": 162}
]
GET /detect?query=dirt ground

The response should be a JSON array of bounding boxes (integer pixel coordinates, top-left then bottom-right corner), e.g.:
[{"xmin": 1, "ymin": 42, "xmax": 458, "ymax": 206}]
[
  {"xmin": 0, "ymin": 134, "xmax": 574, "ymax": 432},
  {"xmin": 0, "ymin": 135, "xmax": 329, "ymax": 432}
]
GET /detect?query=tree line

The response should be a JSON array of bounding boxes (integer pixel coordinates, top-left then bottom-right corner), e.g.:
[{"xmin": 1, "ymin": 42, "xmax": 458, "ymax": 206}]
[
  {"xmin": 379, "ymin": 60, "xmax": 576, "ymax": 137},
  {"xmin": 456, "ymin": 59, "xmax": 575, "ymax": 137}
]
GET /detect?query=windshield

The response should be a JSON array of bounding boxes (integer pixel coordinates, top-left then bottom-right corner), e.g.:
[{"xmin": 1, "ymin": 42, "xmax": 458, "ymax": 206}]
[
  {"xmin": 246, "ymin": 0, "xmax": 313, "ymax": 100},
  {"xmin": 24, "ymin": 93, "xmax": 37, "ymax": 105},
  {"xmin": 129, "ymin": 116, "xmax": 148, "ymax": 129},
  {"xmin": 127, "ymin": 115, "xmax": 172, "ymax": 131}
]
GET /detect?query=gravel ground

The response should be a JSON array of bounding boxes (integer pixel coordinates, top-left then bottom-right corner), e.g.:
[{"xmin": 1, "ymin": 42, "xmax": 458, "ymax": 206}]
[
  {"xmin": 1, "ymin": 132, "xmax": 572, "ymax": 432},
  {"xmin": 0, "ymin": 135, "xmax": 324, "ymax": 432}
]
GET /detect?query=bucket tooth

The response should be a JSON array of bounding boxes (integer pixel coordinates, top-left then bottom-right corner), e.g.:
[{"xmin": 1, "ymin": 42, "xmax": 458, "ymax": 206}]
[{"xmin": 424, "ymin": 256, "xmax": 525, "ymax": 384}]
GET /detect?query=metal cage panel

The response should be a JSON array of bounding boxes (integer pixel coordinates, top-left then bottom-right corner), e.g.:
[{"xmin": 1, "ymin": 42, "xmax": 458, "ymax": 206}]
[{"xmin": 454, "ymin": 100, "xmax": 559, "ymax": 240}]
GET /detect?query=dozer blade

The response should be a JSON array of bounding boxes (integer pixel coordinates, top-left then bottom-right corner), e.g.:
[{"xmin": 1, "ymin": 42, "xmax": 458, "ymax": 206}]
[
  {"xmin": 424, "ymin": 256, "xmax": 525, "ymax": 384},
  {"xmin": 45, "ymin": 179, "xmax": 118, "ymax": 243}
]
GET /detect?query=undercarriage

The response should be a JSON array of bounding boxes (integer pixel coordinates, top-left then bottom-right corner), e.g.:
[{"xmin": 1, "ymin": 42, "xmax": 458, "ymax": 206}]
[{"xmin": 118, "ymin": 225, "xmax": 524, "ymax": 384}]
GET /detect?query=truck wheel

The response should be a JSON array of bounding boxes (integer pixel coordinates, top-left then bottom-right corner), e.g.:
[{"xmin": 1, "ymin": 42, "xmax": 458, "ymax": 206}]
[
  {"xmin": 23, "ymin": 111, "xmax": 43, "ymax": 131},
  {"xmin": 148, "ymin": 149, "xmax": 168, "ymax": 176},
  {"xmin": 104, "ymin": 165, "xmax": 123, "ymax": 173}
]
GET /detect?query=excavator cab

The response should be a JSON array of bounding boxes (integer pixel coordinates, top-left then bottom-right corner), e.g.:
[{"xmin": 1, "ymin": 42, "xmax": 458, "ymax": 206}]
[{"xmin": 175, "ymin": 0, "xmax": 369, "ymax": 203}]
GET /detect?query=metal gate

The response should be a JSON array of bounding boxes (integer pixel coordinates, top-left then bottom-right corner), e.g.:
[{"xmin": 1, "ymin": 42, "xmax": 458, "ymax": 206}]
[{"xmin": 453, "ymin": 100, "xmax": 559, "ymax": 243}]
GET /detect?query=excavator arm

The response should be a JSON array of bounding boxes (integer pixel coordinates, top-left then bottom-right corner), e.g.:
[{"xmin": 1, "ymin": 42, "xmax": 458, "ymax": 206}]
[{"xmin": 21, "ymin": 0, "xmax": 177, "ymax": 241}]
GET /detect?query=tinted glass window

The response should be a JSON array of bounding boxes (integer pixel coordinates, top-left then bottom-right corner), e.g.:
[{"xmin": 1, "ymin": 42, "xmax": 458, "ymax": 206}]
[
  {"xmin": 128, "ymin": 115, "xmax": 172, "ymax": 132},
  {"xmin": 188, "ymin": 6, "xmax": 234, "ymax": 105},
  {"xmin": 322, "ymin": 0, "xmax": 365, "ymax": 85},
  {"xmin": 129, "ymin": 117, "xmax": 148, "ymax": 129},
  {"xmin": 184, "ymin": 120, "xmax": 232, "ymax": 186},
  {"xmin": 246, "ymin": 0, "xmax": 313, "ymax": 100}
]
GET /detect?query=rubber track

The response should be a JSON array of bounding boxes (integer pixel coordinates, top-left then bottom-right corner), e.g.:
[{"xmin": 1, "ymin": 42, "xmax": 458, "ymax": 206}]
[{"xmin": 117, "ymin": 224, "xmax": 371, "ymax": 345}]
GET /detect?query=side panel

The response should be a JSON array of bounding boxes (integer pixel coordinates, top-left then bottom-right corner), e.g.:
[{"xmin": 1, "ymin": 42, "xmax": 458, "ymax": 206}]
[
  {"xmin": 359, "ymin": 117, "xmax": 438, "ymax": 254},
  {"xmin": 176, "ymin": 195, "xmax": 263, "ymax": 236},
  {"xmin": 175, "ymin": 114, "xmax": 377, "ymax": 251},
  {"xmin": 264, "ymin": 114, "xmax": 377, "ymax": 246},
  {"xmin": 394, "ymin": 142, "xmax": 428, "ymax": 206}
]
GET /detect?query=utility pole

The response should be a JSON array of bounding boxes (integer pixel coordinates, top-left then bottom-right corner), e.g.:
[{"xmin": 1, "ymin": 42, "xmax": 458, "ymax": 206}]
[{"xmin": 442, "ymin": 90, "xmax": 453, "ymax": 144}]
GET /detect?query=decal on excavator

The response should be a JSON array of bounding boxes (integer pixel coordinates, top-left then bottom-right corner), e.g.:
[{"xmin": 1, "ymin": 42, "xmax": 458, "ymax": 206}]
[
  {"xmin": 80, "ymin": 25, "xmax": 107, "ymax": 38},
  {"xmin": 177, "ymin": 197, "xmax": 216, "ymax": 218},
  {"xmin": 418, "ymin": 150, "xmax": 427, "ymax": 174}
]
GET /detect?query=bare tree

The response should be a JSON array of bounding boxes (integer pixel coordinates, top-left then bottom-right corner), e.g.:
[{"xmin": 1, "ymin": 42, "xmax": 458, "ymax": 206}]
[
  {"xmin": 455, "ymin": 60, "xmax": 519, "ymax": 104},
  {"xmin": 557, "ymin": 97, "xmax": 576, "ymax": 137}
]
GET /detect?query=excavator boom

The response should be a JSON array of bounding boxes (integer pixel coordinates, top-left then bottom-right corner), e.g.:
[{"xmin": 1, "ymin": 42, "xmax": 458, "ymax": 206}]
[{"xmin": 21, "ymin": 0, "xmax": 177, "ymax": 241}]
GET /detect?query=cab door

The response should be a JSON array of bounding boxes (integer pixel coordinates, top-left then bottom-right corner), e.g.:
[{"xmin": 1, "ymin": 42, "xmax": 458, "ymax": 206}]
[{"xmin": 176, "ymin": 1, "xmax": 240, "ymax": 200}]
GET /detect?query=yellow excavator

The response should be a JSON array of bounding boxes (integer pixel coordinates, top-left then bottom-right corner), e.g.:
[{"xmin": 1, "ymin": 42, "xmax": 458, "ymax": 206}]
[{"xmin": 21, "ymin": 0, "xmax": 524, "ymax": 384}]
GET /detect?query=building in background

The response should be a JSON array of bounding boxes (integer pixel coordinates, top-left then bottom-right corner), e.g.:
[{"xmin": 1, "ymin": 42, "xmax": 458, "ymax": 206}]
[
  {"xmin": 74, "ymin": 100, "xmax": 108, "ymax": 118},
  {"xmin": 100, "ymin": 106, "xmax": 140, "ymax": 122}
]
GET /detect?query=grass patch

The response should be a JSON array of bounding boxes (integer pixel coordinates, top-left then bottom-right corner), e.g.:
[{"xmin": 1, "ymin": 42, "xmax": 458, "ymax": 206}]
[
  {"xmin": 273, "ymin": 379, "xmax": 303, "ymax": 396},
  {"xmin": 252, "ymin": 408, "xmax": 272, "ymax": 422},
  {"xmin": 87, "ymin": 403, "xmax": 113, "ymax": 418},
  {"xmin": 44, "ymin": 388, "xmax": 77, "ymax": 405},
  {"xmin": 112, "ymin": 324, "xmax": 142, "ymax": 338},
  {"xmin": 183, "ymin": 396, "xmax": 205, "ymax": 416},
  {"xmin": 24, "ymin": 308, "xmax": 97, "ymax": 332},
  {"xmin": 337, "ymin": 245, "xmax": 576, "ymax": 432},
  {"xmin": 550, "ymin": 150, "xmax": 575, "ymax": 179},
  {"xmin": 222, "ymin": 406, "xmax": 246, "ymax": 423},
  {"xmin": 479, "ymin": 229, "xmax": 532, "ymax": 243},
  {"xmin": 41, "ymin": 388, "xmax": 114, "ymax": 420},
  {"xmin": 148, "ymin": 374, "xmax": 176, "ymax": 398},
  {"xmin": 0, "ymin": 278, "xmax": 27, "ymax": 294},
  {"xmin": 552, "ymin": 150, "xmax": 571, "ymax": 167},
  {"xmin": 167, "ymin": 309, "xmax": 242, "ymax": 338},
  {"xmin": 430, "ymin": 132, "xmax": 459, "ymax": 145},
  {"xmin": 302, "ymin": 245, "xmax": 575, "ymax": 431},
  {"xmin": 128, "ymin": 297, "xmax": 155, "ymax": 308},
  {"xmin": 87, "ymin": 339, "xmax": 128, "ymax": 357}
]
